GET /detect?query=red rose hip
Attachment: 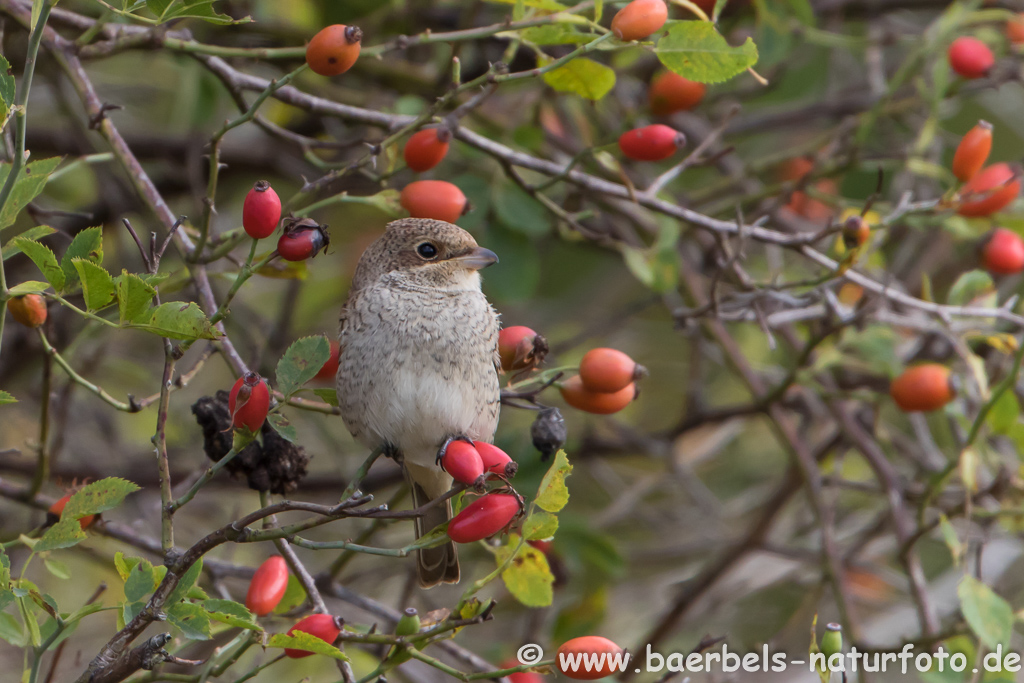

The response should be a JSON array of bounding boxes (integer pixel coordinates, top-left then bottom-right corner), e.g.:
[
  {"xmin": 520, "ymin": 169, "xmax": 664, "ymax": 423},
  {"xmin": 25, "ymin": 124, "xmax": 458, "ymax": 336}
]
[
  {"xmin": 498, "ymin": 326, "xmax": 543, "ymax": 372},
  {"xmin": 242, "ymin": 180, "xmax": 282, "ymax": 239},
  {"xmin": 981, "ymin": 228, "xmax": 1024, "ymax": 275},
  {"xmin": 7, "ymin": 293, "xmax": 47, "ymax": 328},
  {"xmin": 306, "ymin": 25, "xmax": 362, "ymax": 77},
  {"xmin": 228, "ymin": 372, "xmax": 271, "ymax": 432},
  {"xmin": 277, "ymin": 218, "xmax": 330, "ymax": 261},
  {"xmin": 890, "ymin": 364, "xmax": 956, "ymax": 412},
  {"xmin": 578, "ymin": 348, "xmax": 646, "ymax": 394},
  {"xmin": 404, "ymin": 128, "xmax": 451, "ymax": 172},
  {"xmin": 284, "ymin": 613, "xmax": 343, "ymax": 658},
  {"xmin": 952, "ymin": 121, "xmax": 993, "ymax": 182},
  {"xmin": 611, "ymin": 0, "xmax": 668, "ymax": 42},
  {"xmin": 314, "ymin": 341, "xmax": 341, "ymax": 382},
  {"xmin": 246, "ymin": 556, "xmax": 289, "ymax": 616},
  {"xmin": 447, "ymin": 493, "xmax": 521, "ymax": 543},
  {"xmin": 440, "ymin": 441, "xmax": 485, "ymax": 486},
  {"xmin": 560, "ymin": 375, "xmax": 637, "ymax": 415},
  {"xmin": 557, "ymin": 636, "xmax": 626, "ymax": 679},
  {"xmin": 473, "ymin": 441, "xmax": 517, "ymax": 478},
  {"xmin": 649, "ymin": 71, "xmax": 706, "ymax": 116},
  {"xmin": 958, "ymin": 163, "xmax": 1020, "ymax": 217},
  {"xmin": 618, "ymin": 124, "xmax": 685, "ymax": 161},
  {"xmin": 948, "ymin": 37, "xmax": 994, "ymax": 79},
  {"xmin": 1008, "ymin": 14, "xmax": 1024, "ymax": 46},
  {"xmin": 400, "ymin": 180, "xmax": 467, "ymax": 223}
]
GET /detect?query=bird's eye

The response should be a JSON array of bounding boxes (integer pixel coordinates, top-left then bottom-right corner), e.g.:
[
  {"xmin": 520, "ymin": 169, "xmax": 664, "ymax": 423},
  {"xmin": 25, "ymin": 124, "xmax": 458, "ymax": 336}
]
[{"xmin": 416, "ymin": 242, "xmax": 438, "ymax": 259}]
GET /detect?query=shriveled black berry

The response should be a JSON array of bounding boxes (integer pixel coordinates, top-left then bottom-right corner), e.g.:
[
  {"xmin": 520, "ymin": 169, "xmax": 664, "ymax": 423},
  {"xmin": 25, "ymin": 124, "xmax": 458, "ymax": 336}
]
[{"xmin": 531, "ymin": 406, "xmax": 567, "ymax": 461}]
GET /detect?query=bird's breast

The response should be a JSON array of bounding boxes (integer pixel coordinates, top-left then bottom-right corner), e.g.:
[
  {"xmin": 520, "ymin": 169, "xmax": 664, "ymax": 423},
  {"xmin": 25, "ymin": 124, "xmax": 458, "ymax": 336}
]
[{"xmin": 337, "ymin": 285, "xmax": 500, "ymax": 454}]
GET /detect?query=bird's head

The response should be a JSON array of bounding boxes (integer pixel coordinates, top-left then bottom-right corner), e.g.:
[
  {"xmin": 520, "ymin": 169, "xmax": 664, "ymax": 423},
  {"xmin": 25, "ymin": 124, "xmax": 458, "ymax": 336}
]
[{"xmin": 353, "ymin": 218, "xmax": 498, "ymax": 291}]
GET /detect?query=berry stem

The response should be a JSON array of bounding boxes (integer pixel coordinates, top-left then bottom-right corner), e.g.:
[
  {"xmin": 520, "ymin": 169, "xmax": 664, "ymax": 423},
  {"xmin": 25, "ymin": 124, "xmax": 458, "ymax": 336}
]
[
  {"xmin": 37, "ymin": 329, "xmax": 137, "ymax": 412},
  {"xmin": 193, "ymin": 63, "xmax": 308, "ymax": 260},
  {"xmin": 0, "ymin": 0, "xmax": 55, "ymax": 362},
  {"xmin": 168, "ymin": 448, "xmax": 238, "ymax": 512}
]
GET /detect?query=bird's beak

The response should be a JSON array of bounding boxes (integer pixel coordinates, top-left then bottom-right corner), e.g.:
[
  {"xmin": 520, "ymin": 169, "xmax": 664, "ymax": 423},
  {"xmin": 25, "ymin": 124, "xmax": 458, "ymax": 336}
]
[{"xmin": 452, "ymin": 247, "xmax": 498, "ymax": 270}]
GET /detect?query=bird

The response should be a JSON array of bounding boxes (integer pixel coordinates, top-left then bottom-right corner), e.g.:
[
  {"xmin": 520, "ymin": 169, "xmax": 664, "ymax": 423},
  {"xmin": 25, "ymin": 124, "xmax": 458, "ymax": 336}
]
[{"xmin": 336, "ymin": 217, "xmax": 501, "ymax": 587}]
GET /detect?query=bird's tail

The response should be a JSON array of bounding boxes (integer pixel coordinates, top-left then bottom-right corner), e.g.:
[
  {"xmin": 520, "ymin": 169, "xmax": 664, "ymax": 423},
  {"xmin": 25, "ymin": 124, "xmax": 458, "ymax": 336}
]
[{"xmin": 407, "ymin": 465, "xmax": 460, "ymax": 587}]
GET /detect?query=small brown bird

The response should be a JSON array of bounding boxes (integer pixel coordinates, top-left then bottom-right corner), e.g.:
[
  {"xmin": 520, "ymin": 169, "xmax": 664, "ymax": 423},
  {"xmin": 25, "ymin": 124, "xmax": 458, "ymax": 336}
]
[{"xmin": 337, "ymin": 218, "xmax": 500, "ymax": 587}]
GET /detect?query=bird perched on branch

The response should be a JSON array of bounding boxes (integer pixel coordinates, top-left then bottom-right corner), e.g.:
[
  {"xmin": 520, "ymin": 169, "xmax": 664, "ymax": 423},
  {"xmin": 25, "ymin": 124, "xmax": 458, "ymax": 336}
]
[{"xmin": 337, "ymin": 218, "xmax": 501, "ymax": 587}]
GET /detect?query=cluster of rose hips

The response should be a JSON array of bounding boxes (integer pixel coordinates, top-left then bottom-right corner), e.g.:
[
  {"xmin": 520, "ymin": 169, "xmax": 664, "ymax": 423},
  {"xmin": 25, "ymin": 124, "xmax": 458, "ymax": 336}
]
[
  {"xmin": 499, "ymin": 326, "xmax": 645, "ymax": 415},
  {"xmin": 242, "ymin": 181, "xmax": 330, "ymax": 262},
  {"xmin": 388, "ymin": 0, "xmax": 710, "ymax": 225},
  {"xmin": 243, "ymin": 555, "xmax": 343, "ymax": 658},
  {"xmin": 946, "ymin": 120, "xmax": 1024, "ymax": 275}
]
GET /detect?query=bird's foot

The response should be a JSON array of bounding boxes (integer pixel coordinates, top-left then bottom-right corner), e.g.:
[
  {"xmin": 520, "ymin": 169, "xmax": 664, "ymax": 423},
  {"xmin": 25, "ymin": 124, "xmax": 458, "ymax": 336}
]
[
  {"xmin": 435, "ymin": 434, "xmax": 474, "ymax": 465},
  {"xmin": 382, "ymin": 443, "xmax": 400, "ymax": 461}
]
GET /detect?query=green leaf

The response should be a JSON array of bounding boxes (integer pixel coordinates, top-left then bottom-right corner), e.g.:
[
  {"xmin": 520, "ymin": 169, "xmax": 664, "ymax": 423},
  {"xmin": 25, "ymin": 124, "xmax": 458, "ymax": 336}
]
[
  {"xmin": 266, "ymin": 412, "xmax": 297, "ymax": 442},
  {"xmin": 535, "ymin": 450, "xmax": 572, "ymax": 512},
  {"xmin": 656, "ymin": 21, "xmax": 759, "ymax": 84},
  {"xmin": 277, "ymin": 335, "xmax": 331, "ymax": 397},
  {"xmin": 268, "ymin": 631, "xmax": 349, "ymax": 660},
  {"xmin": 167, "ymin": 559, "xmax": 203, "ymax": 606},
  {"xmin": 60, "ymin": 227, "xmax": 103, "ymax": 291},
  {"xmin": 113, "ymin": 552, "xmax": 132, "ymax": 581},
  {"xmin": 959, "ymin": 575, "xmax": 1013, "ymax": 650},
  {"xmin": 0, "ymin": 612, "xmax": 25, "ymax": 647},
  {"xmin": 594, "ymin": 0, "xmax": 603, "ymax": 22},
  {"xmin": 522, "ymin": 511, "xmax": 558, "ymax": 540},
  {"xmin": 0, "ymin": 390, "xmax": 15, "ymax": 406},
  {"xmin": 621, "ymin": 244, "xmax": 679, "ymax": 293},
  {"xmin": 784, "ymin": 0, "xmax": 814, "ymax": 25},
  {"xmin": 0, "ymin": 54, "xmax": 14, "ymax": 122},
  {"xmin": 947, "ymin": 269, "xmax": 996, "ymax": 308},
  {"xmin": 166, "ymin": 601, "xmax": 212, "ymax": 640},
  {"xmin": 124, "ymin": 562, "xmax": 156, "ymax": 603},
  {"xmin": 272, "ymin": 575, "xmax": 306, "ymax": 614},
  {"xmin": 115, "ymin": 271, "xmax": 156, "ymax": 323},
  {"xmin": 542, "ymin": 57, "xmax": 616, "ymax": 100},
  {"xmin": 42, "ymin": 558, "xmax": 70, "ymax": 580},
  {"xmin": 312, "ymin": 388, "xmax": 339, "ymax": 407},
  {"xmin": 0, "ymin": 550, "xmax": 9, "ymax": 587},
  {"xmin": 164, "ymin": 561, "xmax": 200, "ymax": 610},
  {"xmin": 63, "ymin": 477, "xmax": 140, "ymax": 519},
  {"xmin": 987, "ymin": 391, "xmax": 1019, "ymax": 436},
  {"xmin": 8, "ymin": 280, "xmax": 50, "ymax": 295},
  {"xmin": 518, "ymin": 26, "xmax": 594, "ymax": 46},
  {"xmin": 495, "ymin": 535, "xmax": 554, "ymax": 607},
  {"xmin": 138, "ymin": 301, "xmax": 219, "ymax": 340},
  {"xmin": 493, "ymin": 185, "xmax": 551, "ymax": 237},
  {"xmin": 34, "ymin": 518, "xmax": 87, "ymax": 552},
  {"xmin": 3, "ymin": 226, "xmax": 56, "ymax": 260},
  {"xmin": 939, "ymin": 514, "xmax": 963, "ymax": 566},
  {"xmin": 146, "ymin": 0, "xmax": 247, "ymax": 25},
  {"xmin": 73, "ymin": 259, "xmax": 116, "ymax": 311},
  {"xmin": 203, "ymin": 599, "xmax": 262, "ymax": 631},
  {"xmin": 10, "ymin": 237, "xmax": 64, "ymax": 291},
  {"xmin": 0, "ymin": 157, "xmax": 62, "ymax": 232},
  {"xmin": 484, "ymin": 0, "xmax": 567, "ymax": 9}
]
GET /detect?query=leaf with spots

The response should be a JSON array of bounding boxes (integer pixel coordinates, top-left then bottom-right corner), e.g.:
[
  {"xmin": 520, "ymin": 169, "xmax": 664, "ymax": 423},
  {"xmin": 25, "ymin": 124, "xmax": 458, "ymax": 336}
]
[
  {"xmin": 276, "ymin": 335, "xmax": 331, "ymax": 398},
  {"xmin": 656, "ymin": 21, "xmax": 758, "ymax": 84},
  {"xmin": 494, "ymin": 535, "xmax": 554, "ymax": 607}
]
